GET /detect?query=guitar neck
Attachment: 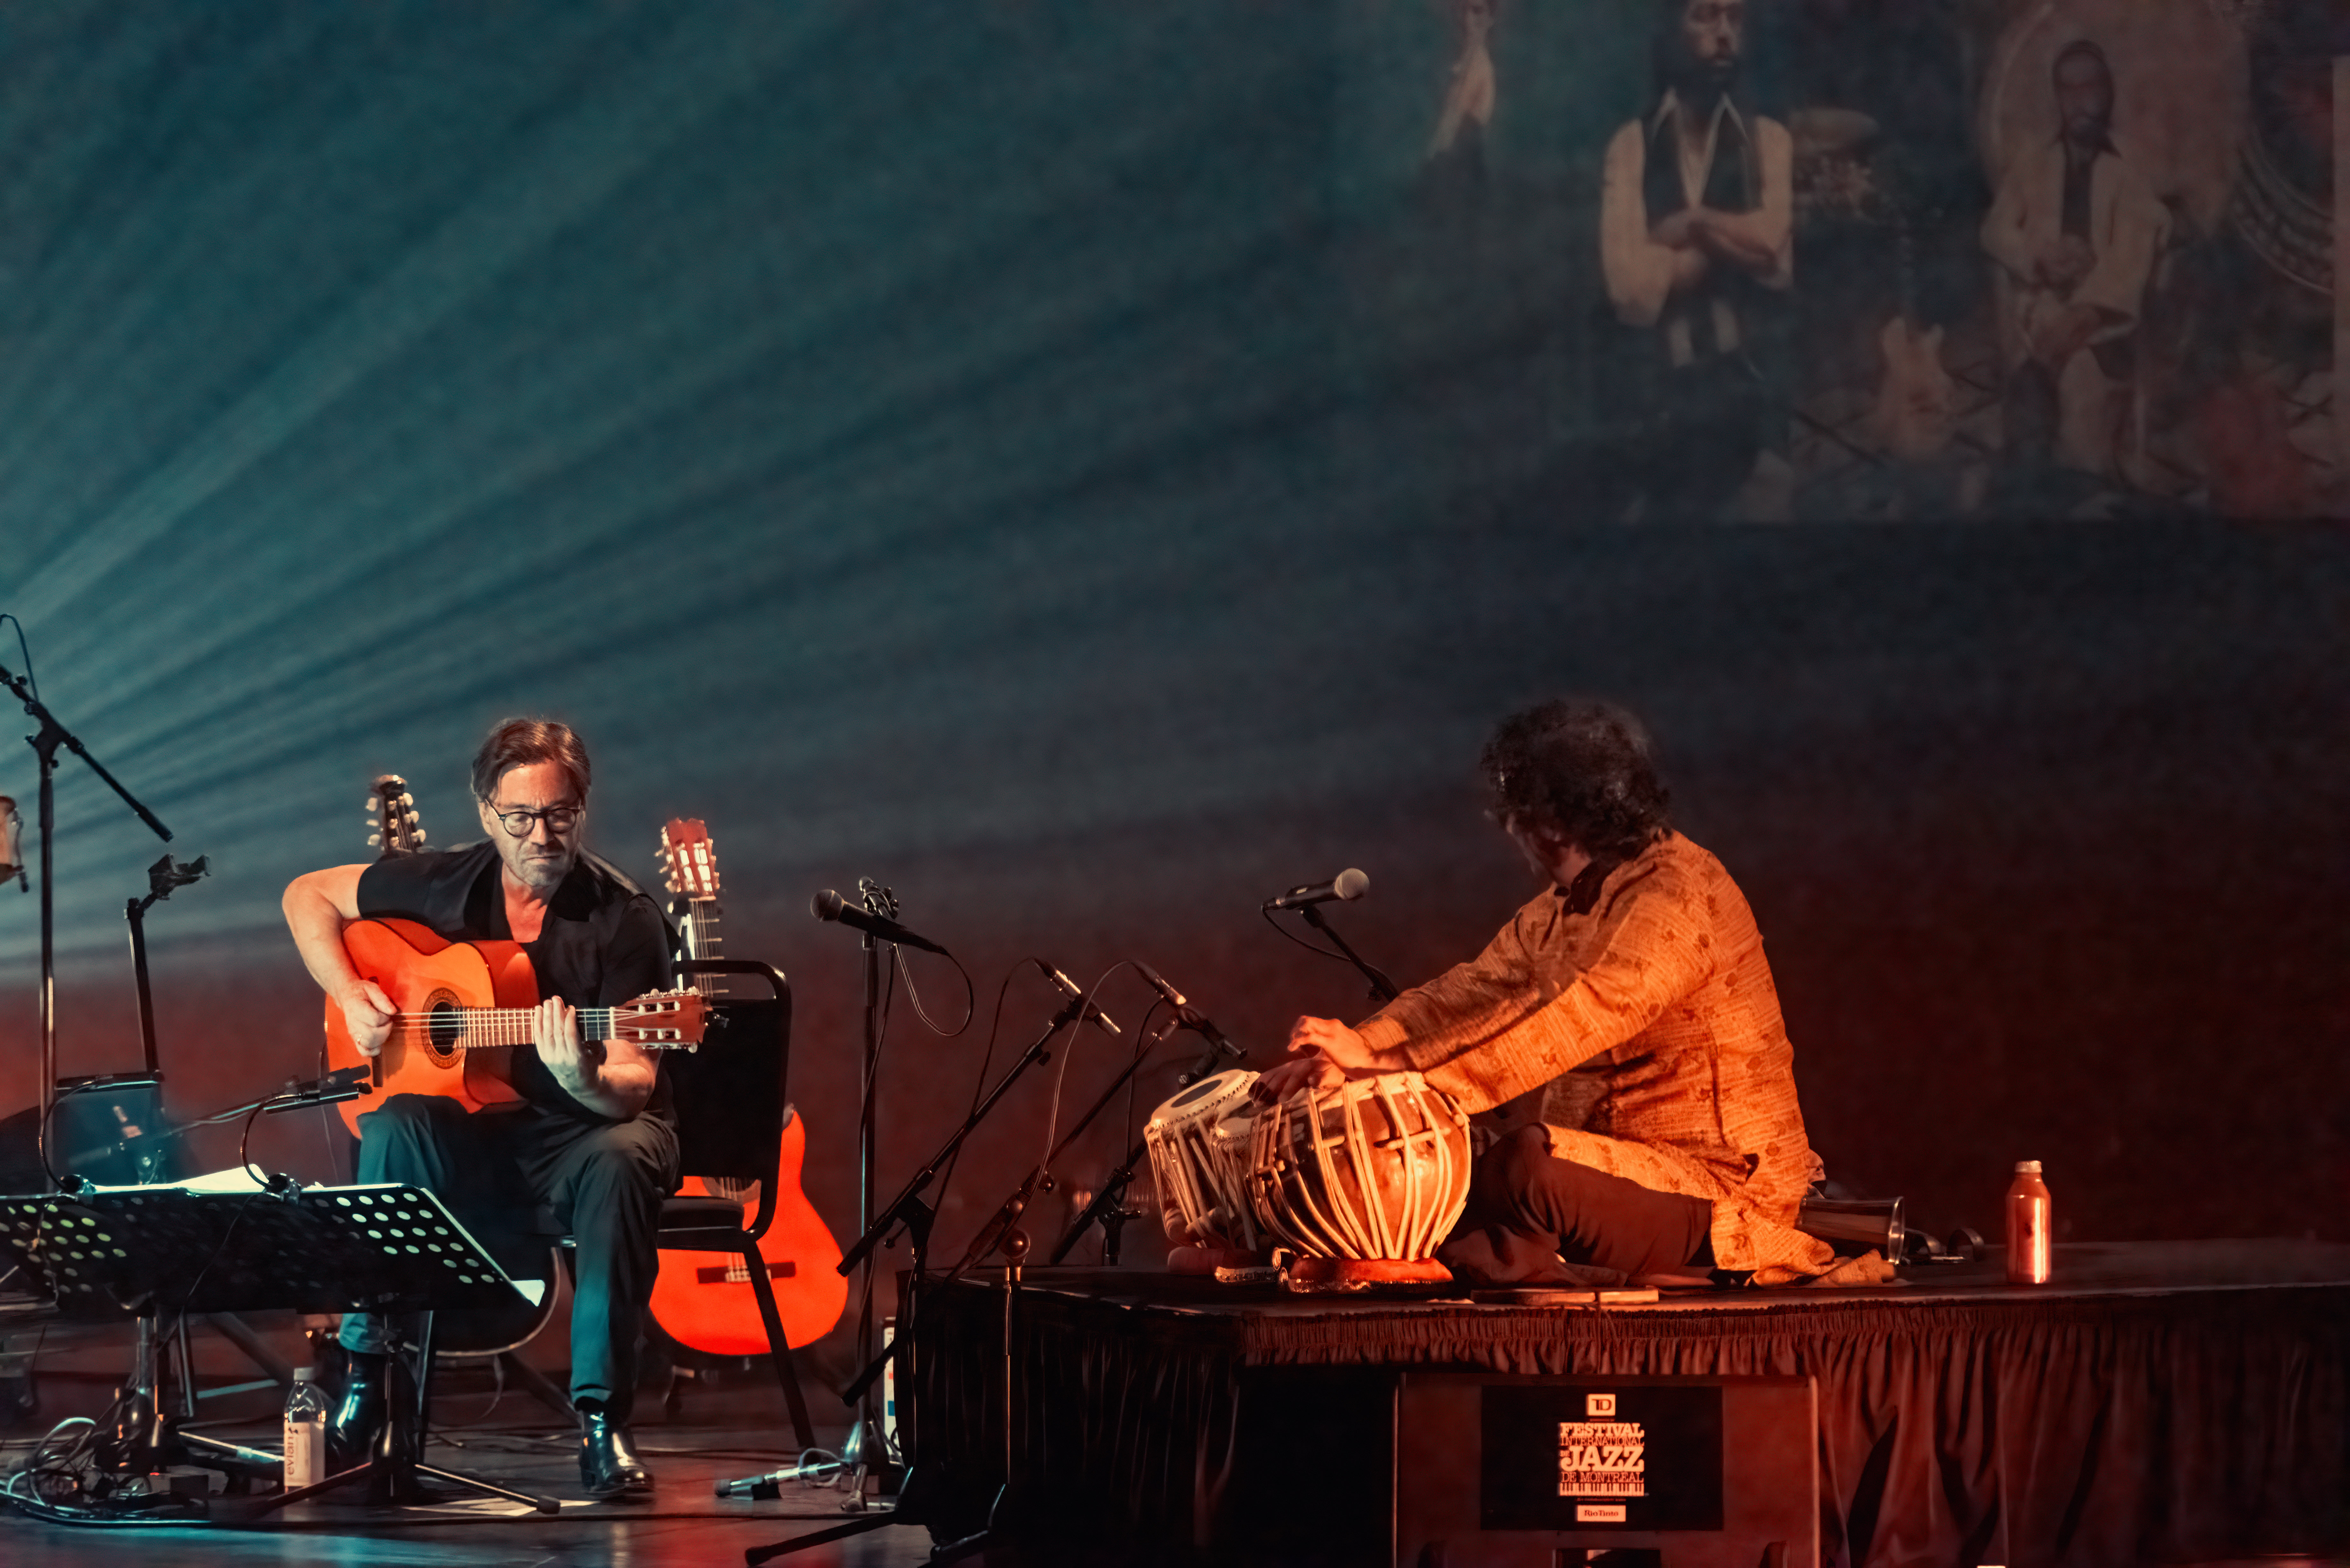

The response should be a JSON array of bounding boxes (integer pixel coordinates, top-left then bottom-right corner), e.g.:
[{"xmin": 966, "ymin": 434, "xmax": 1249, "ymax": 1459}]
[
  {"xmin": 680, "ymin": 895, "xmax": 727, "ymax": 995},
  {"xmin": 397, "ymin": 1007, "xmax": 691, "ymax": 1050}
]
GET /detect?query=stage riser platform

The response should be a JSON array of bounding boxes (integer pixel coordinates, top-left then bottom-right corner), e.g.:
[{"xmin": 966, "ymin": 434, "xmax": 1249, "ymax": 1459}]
[{"xmin": 907, "ymin": 1245, "xmax": 2350, "ymax": 1567}]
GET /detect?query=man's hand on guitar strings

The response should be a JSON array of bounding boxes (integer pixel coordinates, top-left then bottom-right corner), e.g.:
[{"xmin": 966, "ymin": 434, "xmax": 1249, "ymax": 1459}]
[{"xmin": 338, "ymin": 978, "xmax": 396, "ymax": 1058}]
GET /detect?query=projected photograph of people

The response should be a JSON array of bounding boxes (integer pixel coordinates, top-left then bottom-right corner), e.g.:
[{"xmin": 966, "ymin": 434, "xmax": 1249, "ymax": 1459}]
[{"xmin": 1336, "ymin": 0, "xmax": 2337, "ymax": 521}]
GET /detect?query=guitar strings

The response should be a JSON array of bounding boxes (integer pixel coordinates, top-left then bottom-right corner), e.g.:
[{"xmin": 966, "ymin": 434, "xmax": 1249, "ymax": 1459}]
[{"xmin": 377, "ymin": 1005, "xmax": 696, "ymax": 1048}]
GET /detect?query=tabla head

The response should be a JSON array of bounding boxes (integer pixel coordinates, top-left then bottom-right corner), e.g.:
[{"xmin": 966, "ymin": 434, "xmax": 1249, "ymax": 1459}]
[{"xmin": 1145, "ymin": 1068, "xmax": 1257, "ymax": 1132}]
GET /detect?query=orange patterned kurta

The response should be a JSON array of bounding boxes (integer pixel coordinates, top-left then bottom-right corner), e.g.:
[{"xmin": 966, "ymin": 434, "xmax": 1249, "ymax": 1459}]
[{"xmin": 1354, "ymin": 833, "xmax": 1837, "ymax": 1282}]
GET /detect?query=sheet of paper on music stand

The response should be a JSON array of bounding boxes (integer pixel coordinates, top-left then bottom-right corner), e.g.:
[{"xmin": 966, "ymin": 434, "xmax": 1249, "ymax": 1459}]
[{"xmin": 75, "ymin": 1167, "xmax": 276, "ymax": 1195}]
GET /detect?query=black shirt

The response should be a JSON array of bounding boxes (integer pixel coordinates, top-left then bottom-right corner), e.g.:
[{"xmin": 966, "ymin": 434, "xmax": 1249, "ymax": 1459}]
[{"xmin": 356, "ymin": 842, "xmax": 676, "ymax": 1125}]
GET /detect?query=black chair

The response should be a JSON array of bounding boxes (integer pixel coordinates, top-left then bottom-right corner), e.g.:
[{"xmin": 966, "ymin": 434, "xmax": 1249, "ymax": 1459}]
[{"xmin": 654, "ymin": 959, "xmax": 818, "ymax": 1450}]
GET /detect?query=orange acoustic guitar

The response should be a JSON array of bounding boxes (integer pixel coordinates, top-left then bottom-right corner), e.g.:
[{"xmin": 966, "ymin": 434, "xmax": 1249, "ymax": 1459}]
[
  {"xmin": 322, "ymin": 918, "xmax": 709, "ymax": 1138},
  {"xmin": 645, "ymin": 818, "xmax": 847, "ymax": 1353}
]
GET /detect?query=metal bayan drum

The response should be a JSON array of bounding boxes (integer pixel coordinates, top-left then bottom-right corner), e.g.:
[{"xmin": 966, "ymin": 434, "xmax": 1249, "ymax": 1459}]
[
  {"xmin": 1144, "ymin": 1068, "xmax": 1263, "ymax": 1263},
  {"xmin": 1246, "ymin": 1070, "xmax": 1472, "ymax": 1287}
]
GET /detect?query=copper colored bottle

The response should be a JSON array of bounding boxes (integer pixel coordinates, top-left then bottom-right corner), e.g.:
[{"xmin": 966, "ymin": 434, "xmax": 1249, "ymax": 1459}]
[{"xmin": 2005, "ymin": 1160, "xmax": 2052, "ymax": 1284}]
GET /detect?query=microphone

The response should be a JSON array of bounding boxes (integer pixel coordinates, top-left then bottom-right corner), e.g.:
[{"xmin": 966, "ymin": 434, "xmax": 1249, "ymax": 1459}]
[
  {"xmin": 1133, "ymin": 961, "xmax": 1186, "ymax": 1011},
  {"xmin": 809, "ymin": 889, "xmax": 951, "ymax": 957},
  {"xmin": 1035, "ymin": 959, "xmax": 1120, "ymax": 1036},
  {"xmin": 270, "ymin": 1066, "xmax": 375, "ymax": 1110},
  {"xmin": 1264, "ymin": 868, "xmax": 1369, "ymax": 911},
  {"xmin": 715, "ymin": 1455, "xmax": 846, "ymax": 1499},
  {"xmin": 1133, "ymin": 963, "xmax": 1241, "ymax": 1069}
]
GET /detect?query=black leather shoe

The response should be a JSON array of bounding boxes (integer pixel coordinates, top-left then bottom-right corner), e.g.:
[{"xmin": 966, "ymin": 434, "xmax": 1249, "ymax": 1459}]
[
  {"xmin": 324, "ymin": 1352, "xmax": 387, "ymax": 1471},
  {"xmin": 579, "ymin": 1408, "xmax": 654, "ymax": 1501}
]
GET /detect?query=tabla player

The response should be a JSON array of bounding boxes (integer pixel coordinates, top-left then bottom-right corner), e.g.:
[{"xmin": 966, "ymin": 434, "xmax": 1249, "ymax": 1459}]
[{"xmin": 1256, "ymin": 699, "xmax": 1849, "ymax": 1286}]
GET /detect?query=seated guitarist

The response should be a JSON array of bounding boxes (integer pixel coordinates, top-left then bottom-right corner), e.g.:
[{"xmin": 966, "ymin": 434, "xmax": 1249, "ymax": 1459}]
[{"xmin": 282, "ymin": 718, "xmax": 675, "ymax": 1500}]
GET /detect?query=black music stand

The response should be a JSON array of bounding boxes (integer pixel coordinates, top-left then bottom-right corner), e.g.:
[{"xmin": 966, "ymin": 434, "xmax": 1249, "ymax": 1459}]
[{"xmin": 0, "ymin": 1181, "xmax": 560, "ymax": 1519}]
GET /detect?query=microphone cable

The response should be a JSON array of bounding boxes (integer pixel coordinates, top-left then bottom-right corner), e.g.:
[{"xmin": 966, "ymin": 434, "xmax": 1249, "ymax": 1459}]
[
  {"xmin": 929, "ymin": 963, "xmax": 1026, "ymax": 1231},
  {"xmin": 1033, "ymin": 962, "xmax": 1151, "ymax": 1180},
  {"xmin": 888, "ymin": 940, "xmax": 974, "ymax": 1039},
  {"xmin": 1259, "ymin": 900, "xmax": 1366, "ymax": 968}
]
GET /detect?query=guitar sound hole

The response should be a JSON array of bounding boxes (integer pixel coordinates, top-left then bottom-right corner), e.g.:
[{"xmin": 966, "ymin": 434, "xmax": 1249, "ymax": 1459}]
[{"xmin": 426, "ymin": 996, "xmax": 464, "ymax": 1064}]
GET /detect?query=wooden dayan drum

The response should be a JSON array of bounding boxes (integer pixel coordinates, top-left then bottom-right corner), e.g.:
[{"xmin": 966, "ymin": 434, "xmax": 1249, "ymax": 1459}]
[{"xmin": 1245, "ymin": 1070, "xmax": 1472, "ymax": 1286}]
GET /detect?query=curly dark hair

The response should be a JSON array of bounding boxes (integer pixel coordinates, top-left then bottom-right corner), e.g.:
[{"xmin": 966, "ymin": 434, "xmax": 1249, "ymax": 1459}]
[
  {"xmin": 470, "ymin": 718, "xmax": 592, "ymax": 805},
  {"xmin": 1479, "ymin": 699, "xmax": 1672, "ymax": 860}
]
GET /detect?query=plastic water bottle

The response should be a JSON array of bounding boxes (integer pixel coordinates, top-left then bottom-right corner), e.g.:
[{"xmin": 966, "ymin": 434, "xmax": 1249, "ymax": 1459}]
[
  {"xmin": 283, "ymin": 1367, "xmax": 328, "ymax": 1492},
  {"xmin": 2004, "ymin": 1160, "xmax": 2052, "ymax": 1285}
]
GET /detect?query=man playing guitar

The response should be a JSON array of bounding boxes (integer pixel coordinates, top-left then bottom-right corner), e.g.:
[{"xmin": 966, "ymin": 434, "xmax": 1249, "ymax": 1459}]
[{"xmin": 282, "ymin": 719, "xmax": 674, "ymax": 1500}]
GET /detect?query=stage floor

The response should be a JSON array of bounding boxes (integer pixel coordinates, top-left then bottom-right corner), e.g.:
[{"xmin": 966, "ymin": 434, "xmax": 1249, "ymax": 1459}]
[
  {"xmin": 8, "ymin": 1243, "xmax": 2348, "ymax": 1565},
  {"xmin": 0, "ymin": 1383, "xmax": 936, "ymax": 1567}
]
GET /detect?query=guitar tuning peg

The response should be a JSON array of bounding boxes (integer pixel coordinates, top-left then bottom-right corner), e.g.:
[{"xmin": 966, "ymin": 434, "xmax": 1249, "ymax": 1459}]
[
  {"xmin": 405, "ymin": 810, "xmax": 421, "ymax": 826},
  {"xmin": 365, "ymin": 796, "xmax": 381, "ymax": 812},
  {"xmin": 398, "ymin": 792, "xmax": 414, "ymax": 808},
  {"xmin": 368, "ymin": 832, "xmax": 383, "ymax": 848}
]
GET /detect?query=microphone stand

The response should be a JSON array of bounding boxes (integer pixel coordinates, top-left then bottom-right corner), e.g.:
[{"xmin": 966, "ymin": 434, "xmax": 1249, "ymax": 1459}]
[
  {"xmin": 1299, "ymin": 902, "xmax": 1400, "ymax": 1003},
  {"xmin": 848, "ymin": 926, "xmax": 884, "ymax": 1497},
  {"xmin": 836, "ymin": 992, "xmax": 1091, "ymax": 1406},
  {"xmin": 1, "ymin": 660, "xmax": 174, "ymax": 1190},
  {"xmin": 914, "ymin": 1012, "xmax": 1242, "ymax": 1563},
  {"xmin": 868, "ymin": 1011, "xmax": 1185, "ymax": 1324},
  {"xmin": 743, "ymin": 991, "xmax": 1090, "ymax": 1563}
]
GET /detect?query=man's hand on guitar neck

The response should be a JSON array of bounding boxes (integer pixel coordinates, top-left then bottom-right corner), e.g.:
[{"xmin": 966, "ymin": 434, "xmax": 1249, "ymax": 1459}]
[{"xmin": 534, "ymin": 996, "xmax": 657, "ymax": 1122}]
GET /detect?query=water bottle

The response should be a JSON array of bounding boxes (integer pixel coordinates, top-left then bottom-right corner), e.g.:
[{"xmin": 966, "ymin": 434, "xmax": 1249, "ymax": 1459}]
[
  {"xmin": 283, "ymin": 1367, "xmax": 328, "ymax": 1492},
  {"xmin": 2004, "ymin": 1160, "xmax": 2052, "ymax": 1285}
]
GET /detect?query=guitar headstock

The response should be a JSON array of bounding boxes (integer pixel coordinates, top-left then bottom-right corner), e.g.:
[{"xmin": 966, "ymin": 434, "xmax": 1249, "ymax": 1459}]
[
  {"xmin": 367, "ymin": 774, "xmax": 427, "ymax": 857},
  {"xmin": 658, "ymin": 818, "xmax": 721, "ymax": 901},
  {"xmin": 613, "ymin": 989, "xmax": 709, "ymax": 1052}
]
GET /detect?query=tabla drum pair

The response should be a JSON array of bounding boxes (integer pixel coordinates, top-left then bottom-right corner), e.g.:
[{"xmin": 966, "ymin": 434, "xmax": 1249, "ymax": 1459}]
[{"xmin": 1144, "ymin": 1066, "xmax": 1473, "ymax": 1287}]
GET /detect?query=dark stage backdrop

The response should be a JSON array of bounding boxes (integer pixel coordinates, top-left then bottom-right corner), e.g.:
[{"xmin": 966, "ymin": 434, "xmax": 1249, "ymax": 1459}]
[{"xmin": 0, "ymin": 4, "xmax": 2344, "ymax": 1377}]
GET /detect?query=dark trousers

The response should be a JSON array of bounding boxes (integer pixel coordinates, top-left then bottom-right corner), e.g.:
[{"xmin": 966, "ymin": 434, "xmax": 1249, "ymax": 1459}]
[
  {"xmin": 1629, "ymin": 355, "xmax": 1770, "ymax": 520},
  {"xmin": 1438, "ymin": 1124, "xmax": 1714, "ymax": 1286},
  {"xmin": 338, "ymin": 1094, "xmax": 679, "ymax": 1422}
]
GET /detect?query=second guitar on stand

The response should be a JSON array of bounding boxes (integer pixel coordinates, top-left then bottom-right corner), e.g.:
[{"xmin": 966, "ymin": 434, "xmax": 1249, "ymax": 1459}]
[{"xmin": 648, "ymin": 818, "xmax": 846, "ymax": 1354}]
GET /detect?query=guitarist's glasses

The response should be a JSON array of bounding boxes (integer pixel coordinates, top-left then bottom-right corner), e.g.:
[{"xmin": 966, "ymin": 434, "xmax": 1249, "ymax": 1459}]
[{"xmin": 490, "ymin": 803, "xmax": 584, "ymax": 836}]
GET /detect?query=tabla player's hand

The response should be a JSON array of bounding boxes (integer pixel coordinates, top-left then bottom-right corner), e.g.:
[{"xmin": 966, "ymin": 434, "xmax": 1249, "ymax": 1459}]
[
  {"xmin": 1288, "ymin": 1015, "xmax": 1374, "ymax": 1069},
  {"xmin": 1252, "ymin": 1053, "xmax": 1343, "ymax": 1103},
  {"xmin": 338, "ymin": 979, "xmax": 395, "ymax": 1058},
  {"xmin": 532, "ymin": 997, "xmax": 593, "ymax": 1089}
]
